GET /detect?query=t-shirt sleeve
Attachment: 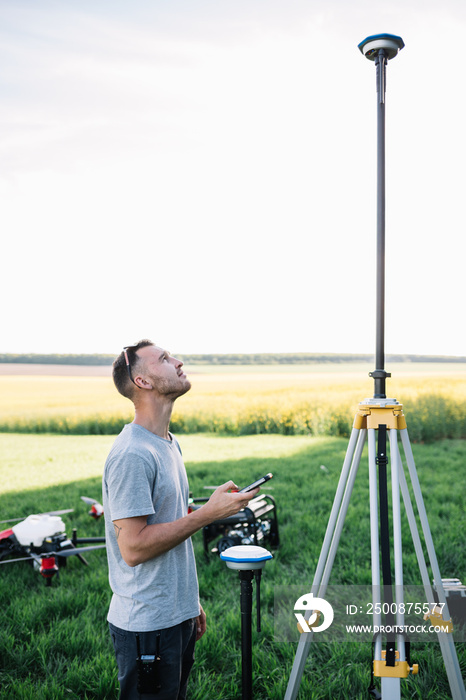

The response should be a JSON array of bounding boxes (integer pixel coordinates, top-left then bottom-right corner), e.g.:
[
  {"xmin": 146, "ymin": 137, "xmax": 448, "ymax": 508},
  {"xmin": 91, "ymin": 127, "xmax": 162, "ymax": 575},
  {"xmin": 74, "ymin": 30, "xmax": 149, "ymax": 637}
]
[{"xmin": 105, "ymin": 451, "xmax": 157, "ymax": 521}]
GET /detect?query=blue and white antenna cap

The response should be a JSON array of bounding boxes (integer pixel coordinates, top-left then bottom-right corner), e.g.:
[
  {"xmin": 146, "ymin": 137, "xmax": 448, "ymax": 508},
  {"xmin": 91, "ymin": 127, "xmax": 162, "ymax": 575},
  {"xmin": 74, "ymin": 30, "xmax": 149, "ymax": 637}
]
[
  {"xmin": 358, "ymin": 34, "xmax": 405, "ymax": 61},
  {"xmin": 220, "ymin": 545, "xmax": 273, "ymax": 570}
]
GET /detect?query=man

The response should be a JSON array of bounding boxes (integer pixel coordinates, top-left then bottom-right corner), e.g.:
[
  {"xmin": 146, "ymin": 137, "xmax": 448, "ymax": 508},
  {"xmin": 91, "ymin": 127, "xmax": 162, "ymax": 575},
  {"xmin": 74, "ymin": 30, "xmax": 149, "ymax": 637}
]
[{"xmin": 103, "ymin": 340, "xmax": 258, "ymax": 699}]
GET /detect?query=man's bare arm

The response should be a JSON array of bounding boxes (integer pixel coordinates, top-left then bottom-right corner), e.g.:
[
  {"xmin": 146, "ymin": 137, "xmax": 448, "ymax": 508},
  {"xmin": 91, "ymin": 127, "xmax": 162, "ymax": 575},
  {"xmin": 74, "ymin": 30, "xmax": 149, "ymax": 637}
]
[{"xmin": 113, "ymin": 480, "xmax": 259, "ymax": 567}]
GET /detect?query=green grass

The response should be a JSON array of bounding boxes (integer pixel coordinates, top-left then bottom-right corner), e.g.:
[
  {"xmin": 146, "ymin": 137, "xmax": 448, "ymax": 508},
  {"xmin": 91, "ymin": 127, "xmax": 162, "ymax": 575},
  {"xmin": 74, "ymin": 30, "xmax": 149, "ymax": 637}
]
[{"xmin": 0, "ymin": 433, "xmax": 464, "ymax": 699}]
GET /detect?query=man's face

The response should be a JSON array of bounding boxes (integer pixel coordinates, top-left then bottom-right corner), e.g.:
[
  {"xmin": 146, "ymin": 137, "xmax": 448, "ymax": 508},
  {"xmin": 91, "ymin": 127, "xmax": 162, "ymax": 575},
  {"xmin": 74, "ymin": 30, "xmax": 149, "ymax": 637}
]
[{"xmin": 135, "ymin": 345, "xmax": 191, "ymax": 399}]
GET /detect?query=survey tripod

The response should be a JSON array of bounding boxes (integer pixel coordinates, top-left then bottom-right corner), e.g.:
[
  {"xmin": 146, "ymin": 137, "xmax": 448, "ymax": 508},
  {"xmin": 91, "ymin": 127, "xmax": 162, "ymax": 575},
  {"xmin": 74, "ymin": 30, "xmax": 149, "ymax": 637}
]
[{"xmin": 284, "ymin": 35, "xmax": 465, "ymax": 700}]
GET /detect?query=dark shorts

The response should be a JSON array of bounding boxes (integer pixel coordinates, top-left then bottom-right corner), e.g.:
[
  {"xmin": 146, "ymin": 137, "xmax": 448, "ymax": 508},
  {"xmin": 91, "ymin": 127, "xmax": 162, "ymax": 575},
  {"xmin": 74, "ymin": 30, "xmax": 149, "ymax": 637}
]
[{"xmin": 109, "ymin": 618, "xmax": 196, "ymax": 700}]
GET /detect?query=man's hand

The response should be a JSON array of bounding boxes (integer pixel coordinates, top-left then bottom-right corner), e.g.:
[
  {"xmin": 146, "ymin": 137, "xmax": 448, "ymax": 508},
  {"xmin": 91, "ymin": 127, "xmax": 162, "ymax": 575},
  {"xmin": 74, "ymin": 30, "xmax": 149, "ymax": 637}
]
[
  {"xmin": 202, "ymin": 480, "xmax": 259, "ymax": 521},
  {"xmin": 196, "ymin": 605, "xmax": 207, "ymax": 641}
]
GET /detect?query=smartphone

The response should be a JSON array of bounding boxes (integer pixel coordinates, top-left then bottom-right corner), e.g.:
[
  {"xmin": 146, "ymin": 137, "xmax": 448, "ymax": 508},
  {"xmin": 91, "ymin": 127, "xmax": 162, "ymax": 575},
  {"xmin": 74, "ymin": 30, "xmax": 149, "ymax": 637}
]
[{"xmin": 238, "ymin": 472, "xmax": 273, "ymax": 493}]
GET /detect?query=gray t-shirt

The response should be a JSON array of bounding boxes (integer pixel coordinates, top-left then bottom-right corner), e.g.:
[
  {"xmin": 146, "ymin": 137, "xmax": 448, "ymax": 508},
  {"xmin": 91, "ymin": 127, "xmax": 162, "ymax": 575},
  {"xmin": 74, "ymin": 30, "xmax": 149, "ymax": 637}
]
[{"xmin": 102, "ymin": 423, "xmax": 200, "ymax": 632}]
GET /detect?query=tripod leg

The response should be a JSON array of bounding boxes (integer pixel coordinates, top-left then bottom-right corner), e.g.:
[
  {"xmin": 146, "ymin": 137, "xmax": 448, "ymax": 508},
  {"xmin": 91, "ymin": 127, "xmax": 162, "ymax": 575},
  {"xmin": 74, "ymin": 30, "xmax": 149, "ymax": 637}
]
[
  {"xmin": 398, "ymin": 449, "xmax": 466, "ymax": 700},
  {"xmin": 370, "ymin": 428, "xmax": 403, "ymax": 700},
  {"xmin": 389, "ymin": 429, "xmax": 405, "ymax": 662},
  {"xmin": 284, "ymin": 428, "xmax": 365, "ymax": 700},
  {"xmin": 368, "ymin": 429, "xmax": 383, "ymax": 659},
  {"xmin": 372, "ymin": 429, "xmax": 406, "ymax": 700},
  {"xmin": 400, "ymin": 430, "xmax": 450, "ymax": 604},
  {"xmin": 311, "ymin": 428, "xmax": 365, "ymax": 594},
  {"xmin": 319, "ymin": 429, "xmax": 367, "ymax": 593},
  {"xmin": 397, "ymin": 445, "xmax": 435, "ymax": 598},
  {"xmin": 400, "ymin": 429, "xmax": 466, "ymax": 700}
]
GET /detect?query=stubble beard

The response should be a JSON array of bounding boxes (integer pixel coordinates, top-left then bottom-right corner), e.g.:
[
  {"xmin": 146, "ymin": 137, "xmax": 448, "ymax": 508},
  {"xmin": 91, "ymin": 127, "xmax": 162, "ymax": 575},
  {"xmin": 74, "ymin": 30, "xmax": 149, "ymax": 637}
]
[{"xmin": 153, "ymin": 374, "xmax": 192, "ymax": 401}]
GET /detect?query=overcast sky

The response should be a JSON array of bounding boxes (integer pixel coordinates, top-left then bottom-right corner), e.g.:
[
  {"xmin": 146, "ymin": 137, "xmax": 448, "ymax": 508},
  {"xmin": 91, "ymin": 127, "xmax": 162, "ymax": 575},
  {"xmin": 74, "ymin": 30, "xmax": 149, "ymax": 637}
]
[{"xmin": 1, "ymin": 0, "xmax": 465, "ymax": 356}]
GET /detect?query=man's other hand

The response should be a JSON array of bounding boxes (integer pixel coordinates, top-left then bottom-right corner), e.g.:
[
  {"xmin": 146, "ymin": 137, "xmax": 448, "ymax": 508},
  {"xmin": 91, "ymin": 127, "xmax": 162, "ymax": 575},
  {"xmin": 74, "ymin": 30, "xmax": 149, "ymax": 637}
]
[{"xmin": 196, "ymin": 605, "xmax": 207, "ymax": 641}]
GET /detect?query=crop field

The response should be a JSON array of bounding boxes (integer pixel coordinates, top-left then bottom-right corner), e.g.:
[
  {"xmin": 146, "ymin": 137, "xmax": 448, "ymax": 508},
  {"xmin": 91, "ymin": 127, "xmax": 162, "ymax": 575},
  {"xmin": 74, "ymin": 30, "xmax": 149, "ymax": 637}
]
[
  {"xmin": 0, "ymin": 432, "xmax": 465, "ymax": 699},
  {"xmin": 0, "ymin": 363, "xmax": 464, "ymax": 697},
  {"xmin": 0, "ymin": 362, "xmax": 465, "ymax": 441}
]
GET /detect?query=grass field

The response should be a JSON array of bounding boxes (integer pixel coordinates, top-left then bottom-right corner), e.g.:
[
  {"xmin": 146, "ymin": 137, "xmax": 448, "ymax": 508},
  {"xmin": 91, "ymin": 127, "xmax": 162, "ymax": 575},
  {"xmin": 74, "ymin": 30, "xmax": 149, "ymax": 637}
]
[
  {"xmin": 0, "ymin": 363, "xmax": 465, "ymax": 440},
  {"xmin": 0, "ymin": 432, "xmax": 464, "ymax": 699}
]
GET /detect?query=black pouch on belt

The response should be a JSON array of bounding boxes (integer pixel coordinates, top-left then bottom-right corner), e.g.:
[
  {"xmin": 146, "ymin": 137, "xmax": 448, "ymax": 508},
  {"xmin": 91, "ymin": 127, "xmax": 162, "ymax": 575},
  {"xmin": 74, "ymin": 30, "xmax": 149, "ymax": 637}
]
[{"xmin": 136, "ymin": 633, "xmax": 162, "ymax": 694}]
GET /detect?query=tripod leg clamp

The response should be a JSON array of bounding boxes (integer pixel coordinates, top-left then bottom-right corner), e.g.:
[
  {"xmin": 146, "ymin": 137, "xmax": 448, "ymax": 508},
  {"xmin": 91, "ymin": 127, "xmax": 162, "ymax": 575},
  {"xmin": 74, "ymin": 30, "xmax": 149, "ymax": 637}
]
[{"xmin": 374, "ymin": 651, "xmax": 419, "ymax": 678}]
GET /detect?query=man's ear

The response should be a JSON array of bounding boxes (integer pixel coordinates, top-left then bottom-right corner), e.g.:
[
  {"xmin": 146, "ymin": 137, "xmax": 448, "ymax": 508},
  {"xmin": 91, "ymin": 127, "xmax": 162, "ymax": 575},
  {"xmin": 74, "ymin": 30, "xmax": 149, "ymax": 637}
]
[{"xmin": 134, "ymin": 375, "xmax": 152, "ymax": 390}]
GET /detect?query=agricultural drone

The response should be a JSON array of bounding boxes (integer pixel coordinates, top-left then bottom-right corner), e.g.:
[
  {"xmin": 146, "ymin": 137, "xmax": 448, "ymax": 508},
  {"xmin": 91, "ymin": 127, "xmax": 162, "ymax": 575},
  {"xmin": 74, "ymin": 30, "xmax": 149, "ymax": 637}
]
[{"xmin": 0, "ymin": 498, "xmax": 106, "ymax": 586}]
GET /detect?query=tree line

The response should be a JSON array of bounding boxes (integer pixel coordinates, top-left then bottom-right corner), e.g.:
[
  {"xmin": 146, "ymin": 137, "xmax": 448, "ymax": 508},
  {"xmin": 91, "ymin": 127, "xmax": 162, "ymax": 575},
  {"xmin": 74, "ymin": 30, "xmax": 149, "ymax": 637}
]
[{"xmin": 0, "ymin": 352, "xmax": 465, "ymax": 366}]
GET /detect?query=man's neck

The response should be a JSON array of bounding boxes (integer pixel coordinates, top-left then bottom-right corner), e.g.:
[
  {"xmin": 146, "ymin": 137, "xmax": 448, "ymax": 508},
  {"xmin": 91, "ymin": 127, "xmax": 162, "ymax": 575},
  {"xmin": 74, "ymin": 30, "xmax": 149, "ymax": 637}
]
[{"xmin": 132, "ymin": 399, "xmax": 174, "ymax": 440}]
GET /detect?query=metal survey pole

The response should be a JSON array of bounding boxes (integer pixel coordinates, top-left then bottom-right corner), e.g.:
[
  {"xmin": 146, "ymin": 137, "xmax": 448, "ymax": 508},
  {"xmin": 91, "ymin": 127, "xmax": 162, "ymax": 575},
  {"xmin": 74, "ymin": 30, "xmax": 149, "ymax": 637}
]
[
  {"xmin": 359, "ymin": 34, "xmax": 405, "ymax": 398},
  {"xmin": 220, "ymin": 545, "xmax": 273, "ymax": 700},
  {"xmin": 374, "ymin": 48, "xmax": 388, "ymax": 398}
]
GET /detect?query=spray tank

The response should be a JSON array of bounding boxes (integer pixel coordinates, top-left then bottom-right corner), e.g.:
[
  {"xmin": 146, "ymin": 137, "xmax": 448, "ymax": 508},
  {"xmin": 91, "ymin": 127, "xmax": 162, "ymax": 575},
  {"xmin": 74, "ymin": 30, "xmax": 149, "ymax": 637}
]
[{"xmin": 12, "ymin": 514, "xmax": 66, "ymax": 547}]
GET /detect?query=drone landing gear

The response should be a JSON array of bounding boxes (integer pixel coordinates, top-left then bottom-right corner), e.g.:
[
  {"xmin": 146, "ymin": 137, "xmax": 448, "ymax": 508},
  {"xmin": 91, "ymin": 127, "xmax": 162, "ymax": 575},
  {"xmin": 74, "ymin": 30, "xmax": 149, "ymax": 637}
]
[{"xmin": 39, "ymin": 556, "xmax": 59, "ymax": 586}]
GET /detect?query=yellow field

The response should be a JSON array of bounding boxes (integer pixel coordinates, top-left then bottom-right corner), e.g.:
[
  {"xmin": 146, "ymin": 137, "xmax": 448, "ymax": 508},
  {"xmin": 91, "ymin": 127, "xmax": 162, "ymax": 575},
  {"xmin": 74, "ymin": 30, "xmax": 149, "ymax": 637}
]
[{"xmin": 0, "ymin": 363, "xmax": 464, "ymax": 438}]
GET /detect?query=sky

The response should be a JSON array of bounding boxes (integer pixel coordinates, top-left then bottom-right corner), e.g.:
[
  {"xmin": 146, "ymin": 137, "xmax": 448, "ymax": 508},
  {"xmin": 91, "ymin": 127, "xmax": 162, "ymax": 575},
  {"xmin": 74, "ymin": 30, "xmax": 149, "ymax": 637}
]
[{"xmin": 0, "ymin": 0, "xmax": 465, "ymax": 357}]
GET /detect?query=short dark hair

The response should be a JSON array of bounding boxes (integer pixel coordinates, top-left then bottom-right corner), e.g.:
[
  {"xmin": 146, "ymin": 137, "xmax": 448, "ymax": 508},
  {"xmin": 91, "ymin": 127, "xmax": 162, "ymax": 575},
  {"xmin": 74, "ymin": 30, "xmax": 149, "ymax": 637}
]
[{"xmin": 112, "ymin": 339, "xmax": 155, "ymax": 400}]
